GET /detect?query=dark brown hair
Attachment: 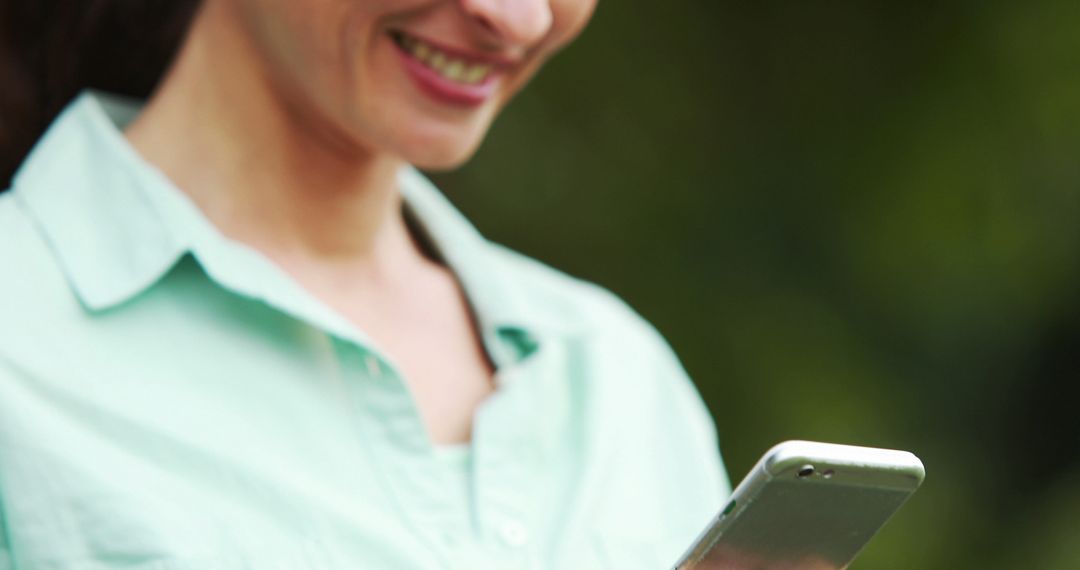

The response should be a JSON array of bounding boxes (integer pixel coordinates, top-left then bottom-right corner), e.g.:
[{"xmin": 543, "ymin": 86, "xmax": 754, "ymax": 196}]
[{"xmin": 0, "ymin": 0, "xmax": 200, "ymax": 190}]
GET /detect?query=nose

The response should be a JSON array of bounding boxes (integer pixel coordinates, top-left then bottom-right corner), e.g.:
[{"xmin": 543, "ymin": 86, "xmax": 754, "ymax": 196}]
[{"xmin": 459, "ymin": 0, "xmax": 553, "ymax": 48}]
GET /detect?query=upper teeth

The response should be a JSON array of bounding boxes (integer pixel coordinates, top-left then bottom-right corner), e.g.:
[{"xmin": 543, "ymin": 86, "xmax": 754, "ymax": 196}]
[{"xmin": 397, "ymin": 34, "xmax": 493, "ymax": 85}]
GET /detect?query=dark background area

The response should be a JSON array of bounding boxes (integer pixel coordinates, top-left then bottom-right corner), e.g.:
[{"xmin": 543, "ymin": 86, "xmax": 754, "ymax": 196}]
[{"xmin": 431, "ymin": 1, "xmax": 1080, "ymax": 568}]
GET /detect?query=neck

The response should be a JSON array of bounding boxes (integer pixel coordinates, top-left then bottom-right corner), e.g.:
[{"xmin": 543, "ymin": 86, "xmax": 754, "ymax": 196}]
[{"xmin": 125, "ymin": 2, "xmax": 414, "ymax": 264}]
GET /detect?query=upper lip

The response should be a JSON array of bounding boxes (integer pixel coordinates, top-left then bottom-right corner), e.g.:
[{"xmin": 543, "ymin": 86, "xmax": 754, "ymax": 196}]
[{"xmin": 390, "ymin": 30, "xmax": 522, "ymax": 70}]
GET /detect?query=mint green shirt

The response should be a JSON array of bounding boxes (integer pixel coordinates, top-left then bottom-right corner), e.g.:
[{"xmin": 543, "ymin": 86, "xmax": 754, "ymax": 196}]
[{"xmin": 0, "ymin": 92, "xmax": 729, "ymax": 570}]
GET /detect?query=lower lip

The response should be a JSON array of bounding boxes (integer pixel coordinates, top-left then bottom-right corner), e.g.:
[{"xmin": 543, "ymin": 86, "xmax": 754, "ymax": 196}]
[{"xmin": 392, "ymin": 37, "xmax": 500, "ymax": 108}]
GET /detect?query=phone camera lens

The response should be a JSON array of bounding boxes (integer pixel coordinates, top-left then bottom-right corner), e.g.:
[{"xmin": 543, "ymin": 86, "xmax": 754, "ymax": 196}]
[{"xmin": 797, "ymin": 465, "xmax": 815, "ymax": 478}]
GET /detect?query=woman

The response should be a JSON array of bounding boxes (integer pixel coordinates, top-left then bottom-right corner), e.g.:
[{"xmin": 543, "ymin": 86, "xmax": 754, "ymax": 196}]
[{"xmin": 0, "ymin": 0, "xmax": 729, "ymax": 568}]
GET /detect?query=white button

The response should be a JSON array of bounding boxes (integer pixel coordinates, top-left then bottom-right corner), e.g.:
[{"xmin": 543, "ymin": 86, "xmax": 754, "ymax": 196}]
[
  {"xmin": 499, "ymin": 520, "xmax": 529, "ymax": 548},
  {"xmin": 364, "ymin": 354, "xmax": 382, "ymax": 379}
]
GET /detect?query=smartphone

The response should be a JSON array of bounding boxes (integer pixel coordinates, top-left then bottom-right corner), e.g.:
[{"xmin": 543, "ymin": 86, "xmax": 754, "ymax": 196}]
[{"xmin": 672, "ymin": 440, "xmax": 925, "ymax": 570}]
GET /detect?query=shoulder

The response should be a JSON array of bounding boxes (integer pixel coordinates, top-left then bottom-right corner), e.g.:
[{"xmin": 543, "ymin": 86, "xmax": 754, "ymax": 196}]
[
  {"xmin": 485, "ymin": 242, "xmax": 732, "ymax": 505},
  {"xmin": 0, "ymin": 192, "xmax": 55, "ymax": 282},
  {"xmin": 484, "ymin": 241, "xmax": 670, "ymax": 351},
  {"xmin": 483, "ymin": 240, "xmax": 720, "ymax": 422},
  {"xmin": 0, "ymin": 192, "xmax": 82, "ymax": 340},
  {"xmin": 481, "ymin": 241, "xmax": 708, "ymax": 413}
]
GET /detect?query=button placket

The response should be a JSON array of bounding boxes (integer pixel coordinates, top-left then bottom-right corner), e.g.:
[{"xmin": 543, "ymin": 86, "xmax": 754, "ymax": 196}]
[
  {"xmin": 472, "ymin": 368, "xmax": 548, "ymax": 566},
  {"xmin": 335, "ymin": 340, "xmax": 470, "ymax": 568}
]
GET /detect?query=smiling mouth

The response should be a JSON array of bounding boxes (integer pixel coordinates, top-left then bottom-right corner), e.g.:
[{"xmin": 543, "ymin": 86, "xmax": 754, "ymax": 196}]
[{"xmin": 390, "ymin": 31, "xmax": 495, "ymax": 85}]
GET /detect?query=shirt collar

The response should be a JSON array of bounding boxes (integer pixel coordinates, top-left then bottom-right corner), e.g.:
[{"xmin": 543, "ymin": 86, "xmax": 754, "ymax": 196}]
[
  {"xmin": 12, "ymin": 91, "xmax": 547, "ymax": 364},
  {"xmin": 12, "ymin": 91, "xmax": 186, "ymax": 311}
]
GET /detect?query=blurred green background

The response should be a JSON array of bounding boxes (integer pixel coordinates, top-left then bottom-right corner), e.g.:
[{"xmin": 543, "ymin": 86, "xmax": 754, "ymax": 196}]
[{"xmin": 432, "ymin": 1, "xmax": 1080, "ymax": 568}]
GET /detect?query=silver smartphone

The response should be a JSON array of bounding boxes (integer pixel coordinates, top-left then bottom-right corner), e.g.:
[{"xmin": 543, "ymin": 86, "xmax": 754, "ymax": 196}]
[{"xmin": 673, "ymin": 440, "xmax": 925, "ymax": 570}]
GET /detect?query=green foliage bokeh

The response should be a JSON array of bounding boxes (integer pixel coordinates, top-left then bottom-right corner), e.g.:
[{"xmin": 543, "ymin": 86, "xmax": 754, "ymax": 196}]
[{"xmin": 432, "ymin": 1, "xmax": 1080, "ymax": 568}]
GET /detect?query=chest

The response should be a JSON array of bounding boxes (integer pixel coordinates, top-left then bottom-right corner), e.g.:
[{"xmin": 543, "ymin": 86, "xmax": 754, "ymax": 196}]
[
  {"xmin": 0, "ymin": 285, "xmax": 719, "ymax": 570},
  {"xmin": 291, "ymin": 260, "xmax": 496, "ymax": 445},
  {"xmin": 333, "ymin": 287, "xmax": 498, "ymax": 446}
]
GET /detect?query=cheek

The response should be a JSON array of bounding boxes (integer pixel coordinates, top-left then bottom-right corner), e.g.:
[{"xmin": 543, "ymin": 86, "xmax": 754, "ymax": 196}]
[
  {"xmin": 236, "ymin": 0, "xmax": 343, "ymax": 83},
  {"xmin": 249, "ymin": 0, "xmax": 381, "ymax": 112},
  {"xmin": 498, "ymin": 0, "xmax": 595, "ymax": 98},
  {"xmin": 548, "ymin": 0, "xmax": 598, "ymax": 48}
]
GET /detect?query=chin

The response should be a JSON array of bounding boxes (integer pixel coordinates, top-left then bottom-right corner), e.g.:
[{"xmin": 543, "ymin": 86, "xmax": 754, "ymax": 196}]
[
  {"xmin": 392, "ymin": 128, "xmax": 488, "ymax": 172},
  {"xmin": 407, "ymin": 147, "xmax": 478, "ymax": 171}
]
